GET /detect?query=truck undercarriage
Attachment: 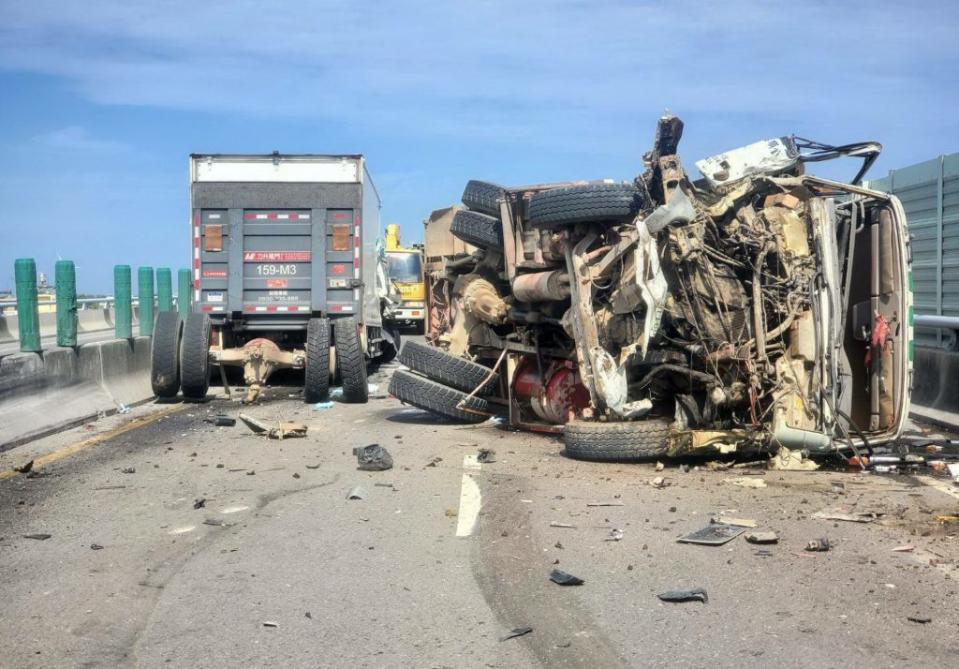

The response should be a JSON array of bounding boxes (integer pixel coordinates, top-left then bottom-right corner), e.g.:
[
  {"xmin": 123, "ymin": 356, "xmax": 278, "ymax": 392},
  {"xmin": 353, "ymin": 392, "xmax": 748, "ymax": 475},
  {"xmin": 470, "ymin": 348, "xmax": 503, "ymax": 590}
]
[{"xmin": 391, "ymin": 116, "xmax": 912, "ymax": 461}]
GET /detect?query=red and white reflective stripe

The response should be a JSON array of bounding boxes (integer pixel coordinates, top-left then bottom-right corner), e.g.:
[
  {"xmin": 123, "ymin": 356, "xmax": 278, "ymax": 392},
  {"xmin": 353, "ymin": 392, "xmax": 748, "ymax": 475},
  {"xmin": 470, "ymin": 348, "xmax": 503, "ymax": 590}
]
[
  {"xmin": 243, "ymin": 305, "xmax": 303, "ymax": 312},
  {"xmin": 201, "ymin": 305, "xmax": 225, "ymax": 313},
  {"xmin": 353, "ymin": 224, "xmax": 361, "ymax": 277},
  {"xmin": 243, "ymin": 212, "xmax": 310, "ymax": 220},
  {"xmin": 193, "ymin": 213, "xmax": 201, "ymax": 301},
  {"xmin": 329, "ymin": 304, "xmax": 354, "ymax": 313}
]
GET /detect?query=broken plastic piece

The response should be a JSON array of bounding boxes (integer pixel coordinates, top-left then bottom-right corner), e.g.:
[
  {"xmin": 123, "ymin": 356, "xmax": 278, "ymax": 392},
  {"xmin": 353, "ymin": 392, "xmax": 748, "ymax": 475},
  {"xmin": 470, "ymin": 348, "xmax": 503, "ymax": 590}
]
[
  {"xmin": 549, "ymin": 569, "xmax": 584, "ymax": 586},
  {"xmin": 805, "ymin": 538, "xmax": 831, "ymax": 552},
  {"xmin": 346, "ymin": 486, "xmax": 368, "ymax": 500},
  {"xmin": 354, "ymin": 444, "xmax": 394, "ymax": 471},
  {"xmin": 678, "ymin": 523, "xmax": 745, "ymax": 546},
  {"xmin": 658, "ymin": 588, "xmax": 708, "ymax": 604},
  {"xmin": 500, "ymin": 627, "xmax": 533, "ymax": 642}
]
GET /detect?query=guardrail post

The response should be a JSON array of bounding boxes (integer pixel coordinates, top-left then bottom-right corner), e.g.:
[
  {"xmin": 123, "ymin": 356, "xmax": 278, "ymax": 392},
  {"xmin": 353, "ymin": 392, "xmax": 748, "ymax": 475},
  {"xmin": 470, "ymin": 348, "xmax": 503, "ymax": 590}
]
[
  {"xmin": 55, "ymin": 259, "xmax": 77, "ymax": 347},
  {"xmin": 177, "ymin": 268, "xmax": 192, "ymax": 320},
  {"xmin": 138, "ymin": 266, "xmax": 155, "ymax": 337},
  {"xmin": 157, "ymin": 267, "xmax": 173, "ymax": 312},
  {"xmin": 14, "ymin": 258, "xmax": 41, "ymax": 352},
  {"xmin": 115, "ymin": 265, "xmax": 133, "ymax": 339}
]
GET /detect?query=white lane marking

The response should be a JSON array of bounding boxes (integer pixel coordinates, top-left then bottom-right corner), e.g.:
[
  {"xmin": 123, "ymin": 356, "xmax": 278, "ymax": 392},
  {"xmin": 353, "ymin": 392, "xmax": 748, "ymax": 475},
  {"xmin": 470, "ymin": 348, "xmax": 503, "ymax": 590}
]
[{"xmin": 456, "ymin": 454, "xmax": 483, "ymax": 537}]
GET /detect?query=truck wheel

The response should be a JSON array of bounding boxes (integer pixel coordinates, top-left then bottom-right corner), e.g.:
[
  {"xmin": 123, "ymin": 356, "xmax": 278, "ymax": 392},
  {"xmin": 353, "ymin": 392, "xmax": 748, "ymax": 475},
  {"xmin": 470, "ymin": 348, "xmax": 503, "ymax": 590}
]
[
  {"xmin": 563, "ymin": 418, "xmax": 672, "ymax": 462},
  {"xmin": 180, "ymin": 313, "xmax": 211, "ymax": 400},
  {"xmin": 151, "ymin": 311, "xmax": 182, "ymax": 398},
  {"xmin": 527, "ymin": 183, "xmax": 645, "ymax": 229},
  {"xmin": 388, "ymin": 369, "xmax": 490, "ymax": 423},
  {"xmin": 461, "ymin": 180, "xmax": 506, "ymax": 216},
  {"xmin": 398, "ymin": 340, "xmax": 497, "ymax": 395},
  {"xmin": 334, "ymin": 316, "xmax": 368, "ymax": 403},
  {"xmin": 304, "ymin": 317, "xmax": 330, "ymax": 403},
  {"xmin": 450, "ymin": 209, "xmax": 503, "ymax": 249}
]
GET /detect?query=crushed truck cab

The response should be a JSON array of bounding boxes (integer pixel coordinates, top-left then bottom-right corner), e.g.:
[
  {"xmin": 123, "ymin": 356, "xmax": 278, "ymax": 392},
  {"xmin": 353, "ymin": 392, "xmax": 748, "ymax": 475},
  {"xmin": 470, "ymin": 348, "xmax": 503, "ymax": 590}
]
[
  {"xmin": 151, "ymin": 153, "xmax": 396, "ymax": 404},
  {"xmin": 393, "ymin": 116, "xmax": 913, "ymax": 461}
]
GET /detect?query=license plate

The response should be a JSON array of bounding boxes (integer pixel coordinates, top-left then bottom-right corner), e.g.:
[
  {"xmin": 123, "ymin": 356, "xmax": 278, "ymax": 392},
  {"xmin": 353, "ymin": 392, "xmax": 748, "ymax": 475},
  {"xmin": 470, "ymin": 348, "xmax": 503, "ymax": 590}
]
[
  {"xmin": 206, "ymin": 291, "xmax": 224, "ymax": 303},
  {"xmin": 255, "ymin": 264, "xmax": 297, "ymax": 276}
]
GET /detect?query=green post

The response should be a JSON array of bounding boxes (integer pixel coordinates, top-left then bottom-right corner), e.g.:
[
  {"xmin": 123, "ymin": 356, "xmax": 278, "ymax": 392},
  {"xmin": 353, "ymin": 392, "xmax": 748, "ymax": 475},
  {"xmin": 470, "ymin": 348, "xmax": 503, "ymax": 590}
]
[
  {"xmin": 138, "ymin": 266, "xmax": 155, "ymax": 337},
  {"xmin": 114, "ymin": 265, "xmax": 133, "ymax": 339},
  {"xmin": 55, "ymin": 260, "xmax": 77, "ymax": 347},
  {"xmin": 177, "ymin": 268, "xmax": 192, "ymax": 320},
  {"xmin": 14, "ymin": 258, "xmax": 41, "ymax": 352},
  {"xmin": 157, "ymin": 267, "xmax": 173, "ymax": 312}
]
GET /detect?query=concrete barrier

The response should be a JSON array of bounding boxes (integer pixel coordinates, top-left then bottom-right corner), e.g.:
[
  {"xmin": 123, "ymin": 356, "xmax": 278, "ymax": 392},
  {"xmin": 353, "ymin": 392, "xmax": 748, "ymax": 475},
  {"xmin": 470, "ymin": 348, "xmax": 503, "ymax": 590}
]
[
  {"xmin": 0, "ymin": 308, "xmax": 129, "ymax": 346},
  {"xmin": 910, "ymin": 347, "xmax": 959, "ymax": 430},
  {"xmin": 0, "ymin": 336, "xmax": 154, "ymax": 451},
  {"xmin": 0, "ymin": 314, "xmax": 18, "ymax": 345}
]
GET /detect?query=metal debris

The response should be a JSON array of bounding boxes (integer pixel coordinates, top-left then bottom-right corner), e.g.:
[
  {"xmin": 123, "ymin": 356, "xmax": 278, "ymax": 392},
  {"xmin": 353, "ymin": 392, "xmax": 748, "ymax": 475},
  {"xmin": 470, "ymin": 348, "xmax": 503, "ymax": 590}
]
[
  {"xmin": 346, "ymin": 486, "xmax": 368, "ymax": 500},
  {"xmin": 500, "ymin": 627, "xmax": 533, "ymax": 642},
  {"xmin": 549, "ymin": 569, "xmax": 584, "ymax": 586},
  {"xmin": 205, "ymin": 414, "xmax": 236, "ymax": 426},
  {"xmin": 354, "ymin": 444, "xmax": 394, "ymax": 471},
  {"xmin": 658, "ymin": 588, "xmax": 708, "ymax": 604},
  {"xmin": 23, "ymin": 533, "xmax": 52, "ymax": 540},
  {"xmin": 193, "ymin": 498, "xmax": 206, "ymax": 510},
  {"xmin": 477, "ymin": 448, "xmax": 497, "ymax": 464},
  {"xmin": 805, "ymin": 538, "xmax": 831, "ymax": 552},
  {"xmin": 677, "ymin": 524, "xmax": 745, "ymax": 546}
]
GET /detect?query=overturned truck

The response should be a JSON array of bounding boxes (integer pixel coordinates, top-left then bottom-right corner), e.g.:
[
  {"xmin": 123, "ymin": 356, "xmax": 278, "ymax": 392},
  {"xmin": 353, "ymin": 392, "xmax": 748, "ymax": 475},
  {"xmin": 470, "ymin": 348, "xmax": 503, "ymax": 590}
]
[{"xmin": 390, "ymin": 116, "xmax": 913, "ymax": 461}]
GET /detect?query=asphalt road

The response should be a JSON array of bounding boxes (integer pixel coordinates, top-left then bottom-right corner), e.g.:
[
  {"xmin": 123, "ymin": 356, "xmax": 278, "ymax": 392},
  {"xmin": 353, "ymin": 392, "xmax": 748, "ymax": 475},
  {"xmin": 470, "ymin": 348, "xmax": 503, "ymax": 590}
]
[{"xmin": 2, "ymin": 360, "xmax": 958, "ymax": 668}]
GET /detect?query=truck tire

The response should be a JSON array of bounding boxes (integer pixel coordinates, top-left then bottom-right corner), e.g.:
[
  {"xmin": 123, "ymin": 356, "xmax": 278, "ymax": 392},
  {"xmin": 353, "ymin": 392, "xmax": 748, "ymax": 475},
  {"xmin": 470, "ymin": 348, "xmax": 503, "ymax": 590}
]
[
  {"xmin": 450, "ymin": 209, "xmax": 503, "ymax": 249},
  {"xmin": 563, "ymin": 418, "xmax": 672, "ymax": 462},
  {"xmin": 334, "ymin": 316, "xmax": 368, "ymax": 403},
  {"xmin": 180, "ymin": 313, "xmax": 211, "ymax": 400},
  {"xmin": 461, "ymin": 180, "xmax": 506, "ymax": 216},
  {"xmin": 151, "ymin": 311, "xmax": 182, "ymax": 398},
  {"xmin": 304, "ymin": 317, "xmax": 331, "ymax": 403},
  {"xmin": 389, "ymin": 369, "xmax": 490, "ymax": 423},
  {"xmin": 398, "ymin": 340, "xmax": 497, "ymax": 395},
  {"xmin": 527, "ymin": 183, "xmax": 645, "ymax": 229}
]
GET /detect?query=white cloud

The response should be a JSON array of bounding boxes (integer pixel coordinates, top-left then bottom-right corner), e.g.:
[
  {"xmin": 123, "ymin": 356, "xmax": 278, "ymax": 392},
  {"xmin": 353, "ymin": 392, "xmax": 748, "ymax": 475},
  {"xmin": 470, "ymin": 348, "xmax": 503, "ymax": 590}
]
[{"xmin": 34, "ymin": 125, "xmax": 129, "ymax": 152}]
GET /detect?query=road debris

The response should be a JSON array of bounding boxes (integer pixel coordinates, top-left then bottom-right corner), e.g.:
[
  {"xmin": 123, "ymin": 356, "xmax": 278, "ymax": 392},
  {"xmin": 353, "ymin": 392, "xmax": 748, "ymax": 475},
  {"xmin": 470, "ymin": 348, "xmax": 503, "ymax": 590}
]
[
  {"xmin": 203, "ymin": 518, "xmax": 225, "ymax": 527},
  {"xmin": 204, "ymin": 414, "xmax": 236, "ymax": 426},
  {"xmin": 658, "ymin": 588, "xmax": 708, "ymax": 604},
  {"xmin": 305, "ymin": 464, "xmax": 320, "ymax": 470},
  {"xmin": 346, "ymin": 486, "xmax": 368, "ymax": 500},
  {"xmin": 725, "ymin": 477, "xmax": 766, "ymax": 489},
  {"xmin": 262, "ymin": 621, "xmax": 279, "ymax": 628},
  {"xmin": 445, "ymin": 508, "xmax": 458, "ymax": 517},
  {"xmin": 605, "ymin": 528, "xmax": 624, "ymax": 542},
  {"xmin": 650, "ymin": 476, "xmax": 669, "ymax": 488},
  {"xmin": 744, "ymin": 531, "xmax": 779, "ymax": 544},
  {"xmin": 239, "ymin": 413, "xmax": 307, "ymax": 439},
  {"xmin": 312, "ymin": 401, "xmax": 334, "ymax": 410},
  {"xmin": 477, "ymin": 448, "xmax": 497, "ymax": 464},
  {"xmin": 90, "ymin": 543, "xmax": 104, "ymax": 550},
  {"xmin": 193, "ymin": 498, "xmax": 206, "ymax": 509},
  {"xmin": 805, "ymin": 538, "xmax": 831, "ymax": 552},
  {"xmin": 13, "ymin": 460, "xmax": 33, "ymax": 474},
  {"xmin": 907, "ymin": 616, "xmax": 932, "ymax": 624},
  {"xmin": 948, "ymin": 463, "xmax": 959, "ymax": 482},
  {"xmin": 549, "ymin": 521, "xmax": 576, "ymax": 529},
  {"xmin": 713, "ymin": 517, "xmax": 757, "ymax": 528},
  {"xmin": 811, "ymin": 510, "xmax": 879, "ymax": 523},
  {"xmin": 655, "ymin": 461, "xmax": 665, "ymax": 472},
  {"xmin": 549, "ymin": 569, "xmax": 584, "ymax": 586},
  {"xmin": 121, "ymin": 467, "xmax": 136, "ymax": 474},
  {"xmin": 500, "ymin": 627, "xmax": 533, "ymax": 642},
  {"xmin": 23, "ymin": 533, "xmax": 52, "ymax": 540},
  {"xmin": 769, "ymin": 446, "xmax": 819, "ymax": 471},
  {"xmin": 354, "ymin": 444, "xmax": 394, "ymax": 471},
  {"xmin": 587, "ymin": 501, "xmax": 624, "ymax": 507},
  {"xmin": 891, "ymin": 545, "xmax": 915, "ymax": 552},
  {"xmin": 678, "ymin": 524, "xmax": 746, "ymax": 546}
]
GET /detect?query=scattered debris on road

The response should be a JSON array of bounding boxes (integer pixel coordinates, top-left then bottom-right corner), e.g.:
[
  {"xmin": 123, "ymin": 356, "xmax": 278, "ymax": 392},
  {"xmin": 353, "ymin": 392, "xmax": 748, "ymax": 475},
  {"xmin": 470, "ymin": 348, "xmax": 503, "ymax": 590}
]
[
  {"xmin": 346, "ymin": 486, "xmax": 368, "ymax": 500},
  {"xmin": 658, "ymin": 588, "xmax": 708, "ymax": 604},
  {"xmin": 907, "ymin": 616, "xmax": 932, "ymax": 624},
  {"xmin": 549, "ymin": 521, "xmax": 576, "ymax": 529},
  {"xmin": 587, "ymin": 501, "xmax": 624, "ymax": 507},
  {"xmin": 769, "ymin": 446, "xmax": 819, "ymax": 471},
  {"xmin": 262, "ymin": 621, "xmax": 279, "ymax": 628},
  {"xmin": 120, "ymin": 467, "xmax": 136, "ymax": 474},
  {"xmin": 605, "ymin": 528, "xmax": 625, "ymax": 542},
  {"xmin": 354, "ymin": 444, "xmax": 393, "ymax": 471},
  {"xmin": 90, "ymin": 543, "xmax": 104, "ymax": 550},
  {"xmin": 23, "ymin": 533, "xmax": 52, "ymax": 540},
  {"xmin": 725, "ymin": 477, "xmax": 766, "ymax": 489},
  {"xmin": 678, "ymin": 524, "xmax": 746, "ymax": 546},
  {"xmin": 805, "ymin": 538, "xmax": 831, "ymax": 552},
  {"xmin": 650, "ymin": 476, "xmax": 669, "ymax": 489},
  {"xmin": 312, "ymin": 401, "xmax": 334, "ymax": 410},
  {"xmin": 500, "ymin": 627, "xmax": 533, "ymax": 642},
  {"xmin": 549, "ymin": 569, "xmax": 584, "ymax": 586},
  {"xmin": 745, "ymin": 531, "xmax": 779, "ymax": 544},
  {"xmin": 713, "ymin": 517, "xmax": 757, "ymax": 528},
  {"xmin": 203, "ymin": 518, "xmax": 225, "ymax": 527},
  {"xmin": 239, "ymin": 414, "xmax": 308, "ymax": 439},
  {"xmin": 891, "ymin": 545, "xmax": 915, "ymax": 552},
  {"xmin": 812, "ymin": 510, "xmax": 879, "ymax": 523},
  {"xmin": 477, "ymin": 448, "xmax": 496, "ymax": 463},
  {"xmin": 13, "ymin": 460, "xmax": 33, "ymax": 473},
  {"xmin": 193, "ymin": 498, "xmax": 206, "ymax": 509},
  {"xmin": 205, "ymin": 414, "xmax": 236, "ymax": 426}
]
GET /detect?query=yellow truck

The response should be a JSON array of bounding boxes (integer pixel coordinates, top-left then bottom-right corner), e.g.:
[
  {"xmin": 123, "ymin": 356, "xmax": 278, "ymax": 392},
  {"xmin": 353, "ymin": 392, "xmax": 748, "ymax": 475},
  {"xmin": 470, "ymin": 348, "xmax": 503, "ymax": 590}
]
[{"xmin": 384, "ymin": 223, "xmax": 426, "ymax": 333}]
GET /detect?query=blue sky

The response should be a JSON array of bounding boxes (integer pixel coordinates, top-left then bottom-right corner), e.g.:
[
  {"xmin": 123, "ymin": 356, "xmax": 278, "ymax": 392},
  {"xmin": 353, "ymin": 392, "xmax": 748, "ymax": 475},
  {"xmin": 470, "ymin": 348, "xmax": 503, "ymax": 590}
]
[{"xmin": 2, "ymin": 0, "xmax": 958, "ymax": 293}]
